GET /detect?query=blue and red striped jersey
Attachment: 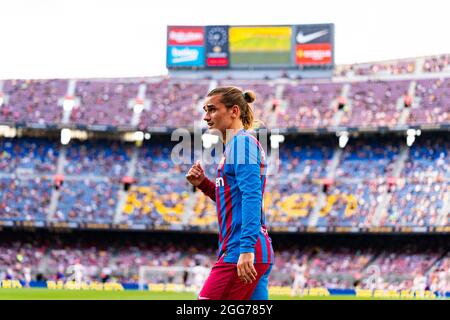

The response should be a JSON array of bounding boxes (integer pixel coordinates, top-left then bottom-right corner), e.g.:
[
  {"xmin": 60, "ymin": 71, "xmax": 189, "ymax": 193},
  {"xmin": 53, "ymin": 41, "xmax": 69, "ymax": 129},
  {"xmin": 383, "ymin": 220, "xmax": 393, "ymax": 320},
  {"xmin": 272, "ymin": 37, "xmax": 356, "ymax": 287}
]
[{"xmin": 199, "ymin": 129, "xmax": 274, "ymax": 264}]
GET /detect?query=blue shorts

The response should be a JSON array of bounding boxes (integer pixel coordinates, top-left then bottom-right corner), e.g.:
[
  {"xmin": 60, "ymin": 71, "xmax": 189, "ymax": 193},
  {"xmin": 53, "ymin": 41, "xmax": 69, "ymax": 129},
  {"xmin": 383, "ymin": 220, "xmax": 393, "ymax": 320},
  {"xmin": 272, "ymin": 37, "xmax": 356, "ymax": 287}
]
[{"xmin": 250, "ymin": 264, "xmax": 273, "ymax": 300}]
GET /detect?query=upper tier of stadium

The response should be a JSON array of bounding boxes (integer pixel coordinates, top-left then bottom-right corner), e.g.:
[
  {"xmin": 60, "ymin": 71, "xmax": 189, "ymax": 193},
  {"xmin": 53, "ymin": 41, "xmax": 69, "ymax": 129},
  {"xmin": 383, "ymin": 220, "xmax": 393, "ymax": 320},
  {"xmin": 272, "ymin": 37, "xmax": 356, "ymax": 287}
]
[{"xmin": 0, "ymin": 54, "xmax": 449, "ymax": 131}]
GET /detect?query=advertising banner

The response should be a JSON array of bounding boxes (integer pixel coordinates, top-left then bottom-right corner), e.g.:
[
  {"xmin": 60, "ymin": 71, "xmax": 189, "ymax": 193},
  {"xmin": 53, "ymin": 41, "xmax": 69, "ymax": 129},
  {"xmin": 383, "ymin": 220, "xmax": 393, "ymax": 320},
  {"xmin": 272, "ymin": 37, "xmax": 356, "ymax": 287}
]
[
  {"xmin": 205, "ymin": 26, "xmax": 229, "ymax": 68},
  {"xmin": 167, "ymin": 46, "xmax": 205, "ymax": 67},
  {"xmin": 167, "ymin": 26, "xmax": 205, "ymax": 46},
  {"xmin": 296, "ymin": 43, "xmax": 332, "ymax": 65},
  {"xmin": 166, "ymin": 24, "xmax": 334, "ymax": 70},
  {"xmin": 294, "ymin": 24, "xmax": 334, "ymax": 66},
  {"xmin": 229, "ymin": 26, "xmax": 292, "ymax": 66}
]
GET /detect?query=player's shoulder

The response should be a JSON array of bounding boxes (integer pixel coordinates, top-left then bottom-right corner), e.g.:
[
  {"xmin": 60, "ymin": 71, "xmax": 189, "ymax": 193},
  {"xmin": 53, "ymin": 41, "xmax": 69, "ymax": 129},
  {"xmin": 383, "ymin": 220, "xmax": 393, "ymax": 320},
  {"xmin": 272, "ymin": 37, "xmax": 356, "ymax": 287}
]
[{"xmin": 234, "ymin": 131, "xmax": 260, "ymax": 147}]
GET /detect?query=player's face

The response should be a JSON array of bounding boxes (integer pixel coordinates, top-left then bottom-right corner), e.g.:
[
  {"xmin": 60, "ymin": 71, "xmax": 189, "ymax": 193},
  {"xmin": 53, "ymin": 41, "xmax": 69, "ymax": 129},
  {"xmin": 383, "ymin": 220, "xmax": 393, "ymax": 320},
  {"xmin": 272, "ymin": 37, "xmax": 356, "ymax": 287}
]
[{"xmin": 203, "ymin": 95, "xmax": 234, "ymax": 134}]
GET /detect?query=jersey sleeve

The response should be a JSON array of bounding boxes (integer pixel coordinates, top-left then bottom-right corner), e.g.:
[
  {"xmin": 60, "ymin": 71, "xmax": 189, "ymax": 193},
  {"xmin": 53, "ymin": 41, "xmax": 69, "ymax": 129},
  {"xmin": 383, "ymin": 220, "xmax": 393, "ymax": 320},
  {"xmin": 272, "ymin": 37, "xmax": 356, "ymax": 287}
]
[
  {"xmin": 197, "ymin": 177, "xmax": 216, "ymax": 202},
  {"xmin": 232, "ymin": 134, "xmax": 262, "ymax": 254}
]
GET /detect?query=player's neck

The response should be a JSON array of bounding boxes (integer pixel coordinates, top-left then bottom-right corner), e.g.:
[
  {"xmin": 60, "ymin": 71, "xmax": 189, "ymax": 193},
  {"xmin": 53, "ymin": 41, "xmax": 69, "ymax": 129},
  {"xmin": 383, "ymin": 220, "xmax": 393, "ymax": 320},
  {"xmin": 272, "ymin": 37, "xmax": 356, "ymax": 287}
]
[{"xmin": 224, "ymin": 123, "xmax": 244, "ymax": 145}]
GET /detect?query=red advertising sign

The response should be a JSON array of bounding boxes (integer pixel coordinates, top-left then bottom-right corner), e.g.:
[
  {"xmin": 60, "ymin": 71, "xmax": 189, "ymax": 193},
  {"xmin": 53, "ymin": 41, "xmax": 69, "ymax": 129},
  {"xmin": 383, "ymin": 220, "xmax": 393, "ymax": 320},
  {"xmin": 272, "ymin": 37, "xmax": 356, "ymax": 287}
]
[
  {"xmin": 206, "ymin": 57, "xmax": 229, "ymax": 67},
  {"xmin": 296, "ymin": 43, "xmax": 332, "ymax": 65},
  {"xmin": 168, "ymin": 26, "xmax": 204, "ymax": 46}
]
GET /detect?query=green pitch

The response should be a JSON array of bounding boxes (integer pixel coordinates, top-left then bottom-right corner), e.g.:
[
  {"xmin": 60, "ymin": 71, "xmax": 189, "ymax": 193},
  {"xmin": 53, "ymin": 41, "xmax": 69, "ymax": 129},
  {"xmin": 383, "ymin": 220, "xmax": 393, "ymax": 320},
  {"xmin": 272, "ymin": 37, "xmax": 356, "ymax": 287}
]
[{"xmin": 0, "ymin": 289, "xmax": 437, "ymax": 300}]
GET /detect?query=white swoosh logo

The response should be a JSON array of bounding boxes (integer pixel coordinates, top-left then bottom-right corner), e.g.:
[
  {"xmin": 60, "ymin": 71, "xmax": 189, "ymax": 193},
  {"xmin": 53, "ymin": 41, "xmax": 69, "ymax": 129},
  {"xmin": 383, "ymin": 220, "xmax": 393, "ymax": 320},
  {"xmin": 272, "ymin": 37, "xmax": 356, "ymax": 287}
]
[
  {"xmin": 296, "ymin": 29, "xmax": 329, "ymax": 44},
  {"xmin": 198, "ymin": 296, "xmax": 210, "ymax": 300}
]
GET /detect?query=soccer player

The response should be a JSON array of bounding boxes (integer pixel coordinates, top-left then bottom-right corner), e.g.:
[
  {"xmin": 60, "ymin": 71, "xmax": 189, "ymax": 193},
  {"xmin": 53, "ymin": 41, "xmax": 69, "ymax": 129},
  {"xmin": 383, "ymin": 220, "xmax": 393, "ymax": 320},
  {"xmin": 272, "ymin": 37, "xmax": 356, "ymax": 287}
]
[
  {"xmin": 186, "ymin": 87, "xmax": 274, "ymax": 300},
  {"xmin": 67, "ymin": 259, "xmax": 85, "ymax": 286},
  {"xmin": 290, "ymin": 258, "xmax": 307, "ymax": 297},
  {"xmin": 364, "ymin": 265, "xmax": 383, "ymax": 291},
  {"xmin": 412, "ymin": 272, "xmax": 426, "ymax": 297},
  {"xmin": 23, "ymin": 266, "xmax": 32, "ymax": 288},
  {"xmin": 191, "ymin": 261, "xmax": 209, "ymax": 296},
  {"xmin": 437, "ymin": 268, "xmax": 447, "ymax": 298}
]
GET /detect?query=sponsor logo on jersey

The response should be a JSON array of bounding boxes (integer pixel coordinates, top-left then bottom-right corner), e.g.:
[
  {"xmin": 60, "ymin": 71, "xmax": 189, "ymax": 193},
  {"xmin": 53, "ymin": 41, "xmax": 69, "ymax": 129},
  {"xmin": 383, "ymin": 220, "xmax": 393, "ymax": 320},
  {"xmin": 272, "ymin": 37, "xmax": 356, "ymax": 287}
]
[{"xmin": 215, "ymin": 177, "xmax": 224, "ymax": 188}]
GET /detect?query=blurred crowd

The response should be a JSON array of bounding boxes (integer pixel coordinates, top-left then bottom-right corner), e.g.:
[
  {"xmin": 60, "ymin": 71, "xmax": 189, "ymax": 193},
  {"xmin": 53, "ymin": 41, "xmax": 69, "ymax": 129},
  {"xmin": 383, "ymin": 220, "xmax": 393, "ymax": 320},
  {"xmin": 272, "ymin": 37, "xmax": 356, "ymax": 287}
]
[
  {"xmin": 0, "ymin": 232, "xmax": 448, "ymax": 293},
  {"xmin": 334, "ymin": 60, "xmax": 416, "ymax": 77},
  {"xmin": 0, "ymin": 69, "xmax": 449, "ymax": 130},
  {"xmin": 333, "ymin": 54, "xmax": 450, "ymax": 77},
  {"xmin": 0, "ymin": 133, "xmax": 448, "ymax": 229}
]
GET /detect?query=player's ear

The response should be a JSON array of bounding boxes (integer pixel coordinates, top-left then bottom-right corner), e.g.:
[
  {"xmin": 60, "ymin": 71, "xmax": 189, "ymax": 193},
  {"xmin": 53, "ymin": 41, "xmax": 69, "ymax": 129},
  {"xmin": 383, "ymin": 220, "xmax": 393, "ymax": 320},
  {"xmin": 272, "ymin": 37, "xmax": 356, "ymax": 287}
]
[{"xmin": 230, "ymin": 105, "xmax": 240, "ymax": 119}]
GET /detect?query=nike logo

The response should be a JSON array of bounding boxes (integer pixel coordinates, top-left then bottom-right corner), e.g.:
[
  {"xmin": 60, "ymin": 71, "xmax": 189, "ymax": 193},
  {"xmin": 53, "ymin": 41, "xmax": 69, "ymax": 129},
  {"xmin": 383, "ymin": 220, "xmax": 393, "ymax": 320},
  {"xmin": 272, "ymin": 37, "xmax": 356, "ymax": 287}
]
[
  {"xmin": 296, "ymin": 29, "xmax": 329, "ymax": 44},
  {"xmin": 198, "ymin": 296, "xmax": 210, "ymax": 300}
]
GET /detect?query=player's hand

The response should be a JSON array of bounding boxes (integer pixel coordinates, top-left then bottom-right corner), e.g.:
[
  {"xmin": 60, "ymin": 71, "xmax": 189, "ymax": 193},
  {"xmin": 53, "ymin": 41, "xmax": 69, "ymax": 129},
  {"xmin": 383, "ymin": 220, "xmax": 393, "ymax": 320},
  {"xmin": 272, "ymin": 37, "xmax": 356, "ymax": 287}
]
[
  {"xmin": 237, "ymin": 253, "xmax": 257, "ymax": 284},
  {"xmin": 186, "ymin": 160, "xmax": 206, "ymax": 187}
]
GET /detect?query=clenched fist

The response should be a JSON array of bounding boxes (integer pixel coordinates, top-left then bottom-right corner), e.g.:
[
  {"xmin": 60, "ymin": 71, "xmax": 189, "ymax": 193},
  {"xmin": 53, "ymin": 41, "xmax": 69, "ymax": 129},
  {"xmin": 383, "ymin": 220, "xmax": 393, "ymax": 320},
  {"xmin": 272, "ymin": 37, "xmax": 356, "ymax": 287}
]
[{"xmin": 186, "ymin": 160, "xmax": 206, "ymax": 187}]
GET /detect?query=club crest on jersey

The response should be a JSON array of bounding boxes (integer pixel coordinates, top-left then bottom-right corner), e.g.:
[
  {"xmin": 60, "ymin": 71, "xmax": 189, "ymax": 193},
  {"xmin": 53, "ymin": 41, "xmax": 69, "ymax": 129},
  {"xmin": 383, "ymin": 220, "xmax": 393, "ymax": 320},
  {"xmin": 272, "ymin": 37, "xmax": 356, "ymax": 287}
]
[{"xmin": 215, "ymin": 177, "xmax": 224, "ymax": 187}]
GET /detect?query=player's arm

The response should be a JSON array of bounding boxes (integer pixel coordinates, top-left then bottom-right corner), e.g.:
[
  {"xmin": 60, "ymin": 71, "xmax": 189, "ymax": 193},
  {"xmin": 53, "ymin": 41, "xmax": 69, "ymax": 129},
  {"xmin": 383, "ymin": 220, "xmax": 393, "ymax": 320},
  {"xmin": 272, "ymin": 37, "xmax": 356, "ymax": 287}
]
[
  {"xmin": 233, "ymin": 135, "xmax": 262, "ymax": 283},
  {"xmin": 197, "ymin": 178, "xmax": 216, "ymax": 201}
]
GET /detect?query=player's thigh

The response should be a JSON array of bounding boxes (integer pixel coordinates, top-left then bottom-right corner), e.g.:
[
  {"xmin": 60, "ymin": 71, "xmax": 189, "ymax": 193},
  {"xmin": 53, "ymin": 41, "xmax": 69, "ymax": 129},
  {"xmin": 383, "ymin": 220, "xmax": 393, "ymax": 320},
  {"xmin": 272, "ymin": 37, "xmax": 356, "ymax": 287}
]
[
  {"xmin": 198, "ymin": 262, "xmax": 237, "ymax": 300},
  {"xmin": 250, "ymin": 264, "xmax": 273, "ymax": 300},
  {"xmin": 223, "ymin": 263, "xmax": 270, "ymax": 300},
  {"xmin": 200, "ymin": 263, "xmax": 260, "ymax": 300}
]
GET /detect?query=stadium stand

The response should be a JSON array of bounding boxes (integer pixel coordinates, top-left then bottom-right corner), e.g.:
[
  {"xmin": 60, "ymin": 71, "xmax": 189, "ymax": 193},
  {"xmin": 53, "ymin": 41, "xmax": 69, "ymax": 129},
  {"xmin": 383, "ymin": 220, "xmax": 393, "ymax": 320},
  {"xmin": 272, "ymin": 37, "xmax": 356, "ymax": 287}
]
[
  {"xmin": 423, "ymin": 54, "xmax": 450, "ymax": 73},
  {"xmin": 0, "ymin": 79, "xmax": 66, "ymax": 125},
  {"xmin": 0, "ymin": 138, "xmax": 59, "ymax": 174},
  {"xmin": 0, "ymin": 133, "xmax": 447, "ymax": 231},
  {"xmin": 0, "ymin": 178, "xmax": 52, "ymax": 222},
  {"xmin": 279, "ymin": 82, "xmax": 342, "ymax": 128},
  {"xmin": 71, "ymin": 81, "xmax": 139, "ymax": 127},
  {"xmin": 0, "ymin": 54, "xmax": 449, "ymax": 294},
  {"xmin": 0, "ymin": 231, "xmax": 448, "ymax": 293},
  {"xmin": 64, "ymin": 140, "xmax": 133, "ymax": 177},
  {"xmin": 409, "ymin": 78, "xmax": 450, "ymax": 125},
  {"xmin": 340, "ymin": 80, "xmax": 410, "ymax": 127},
  {"xmin": 53, "ymin": 180, "xmax": 119, "ymax": 224},
  {"xmin": 138, "ymin": 79, "xmax": 210, "ymax": 130},
  {"xmin": 334, "ymin": 60, "xmax": 416, "ymax": 77}
]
